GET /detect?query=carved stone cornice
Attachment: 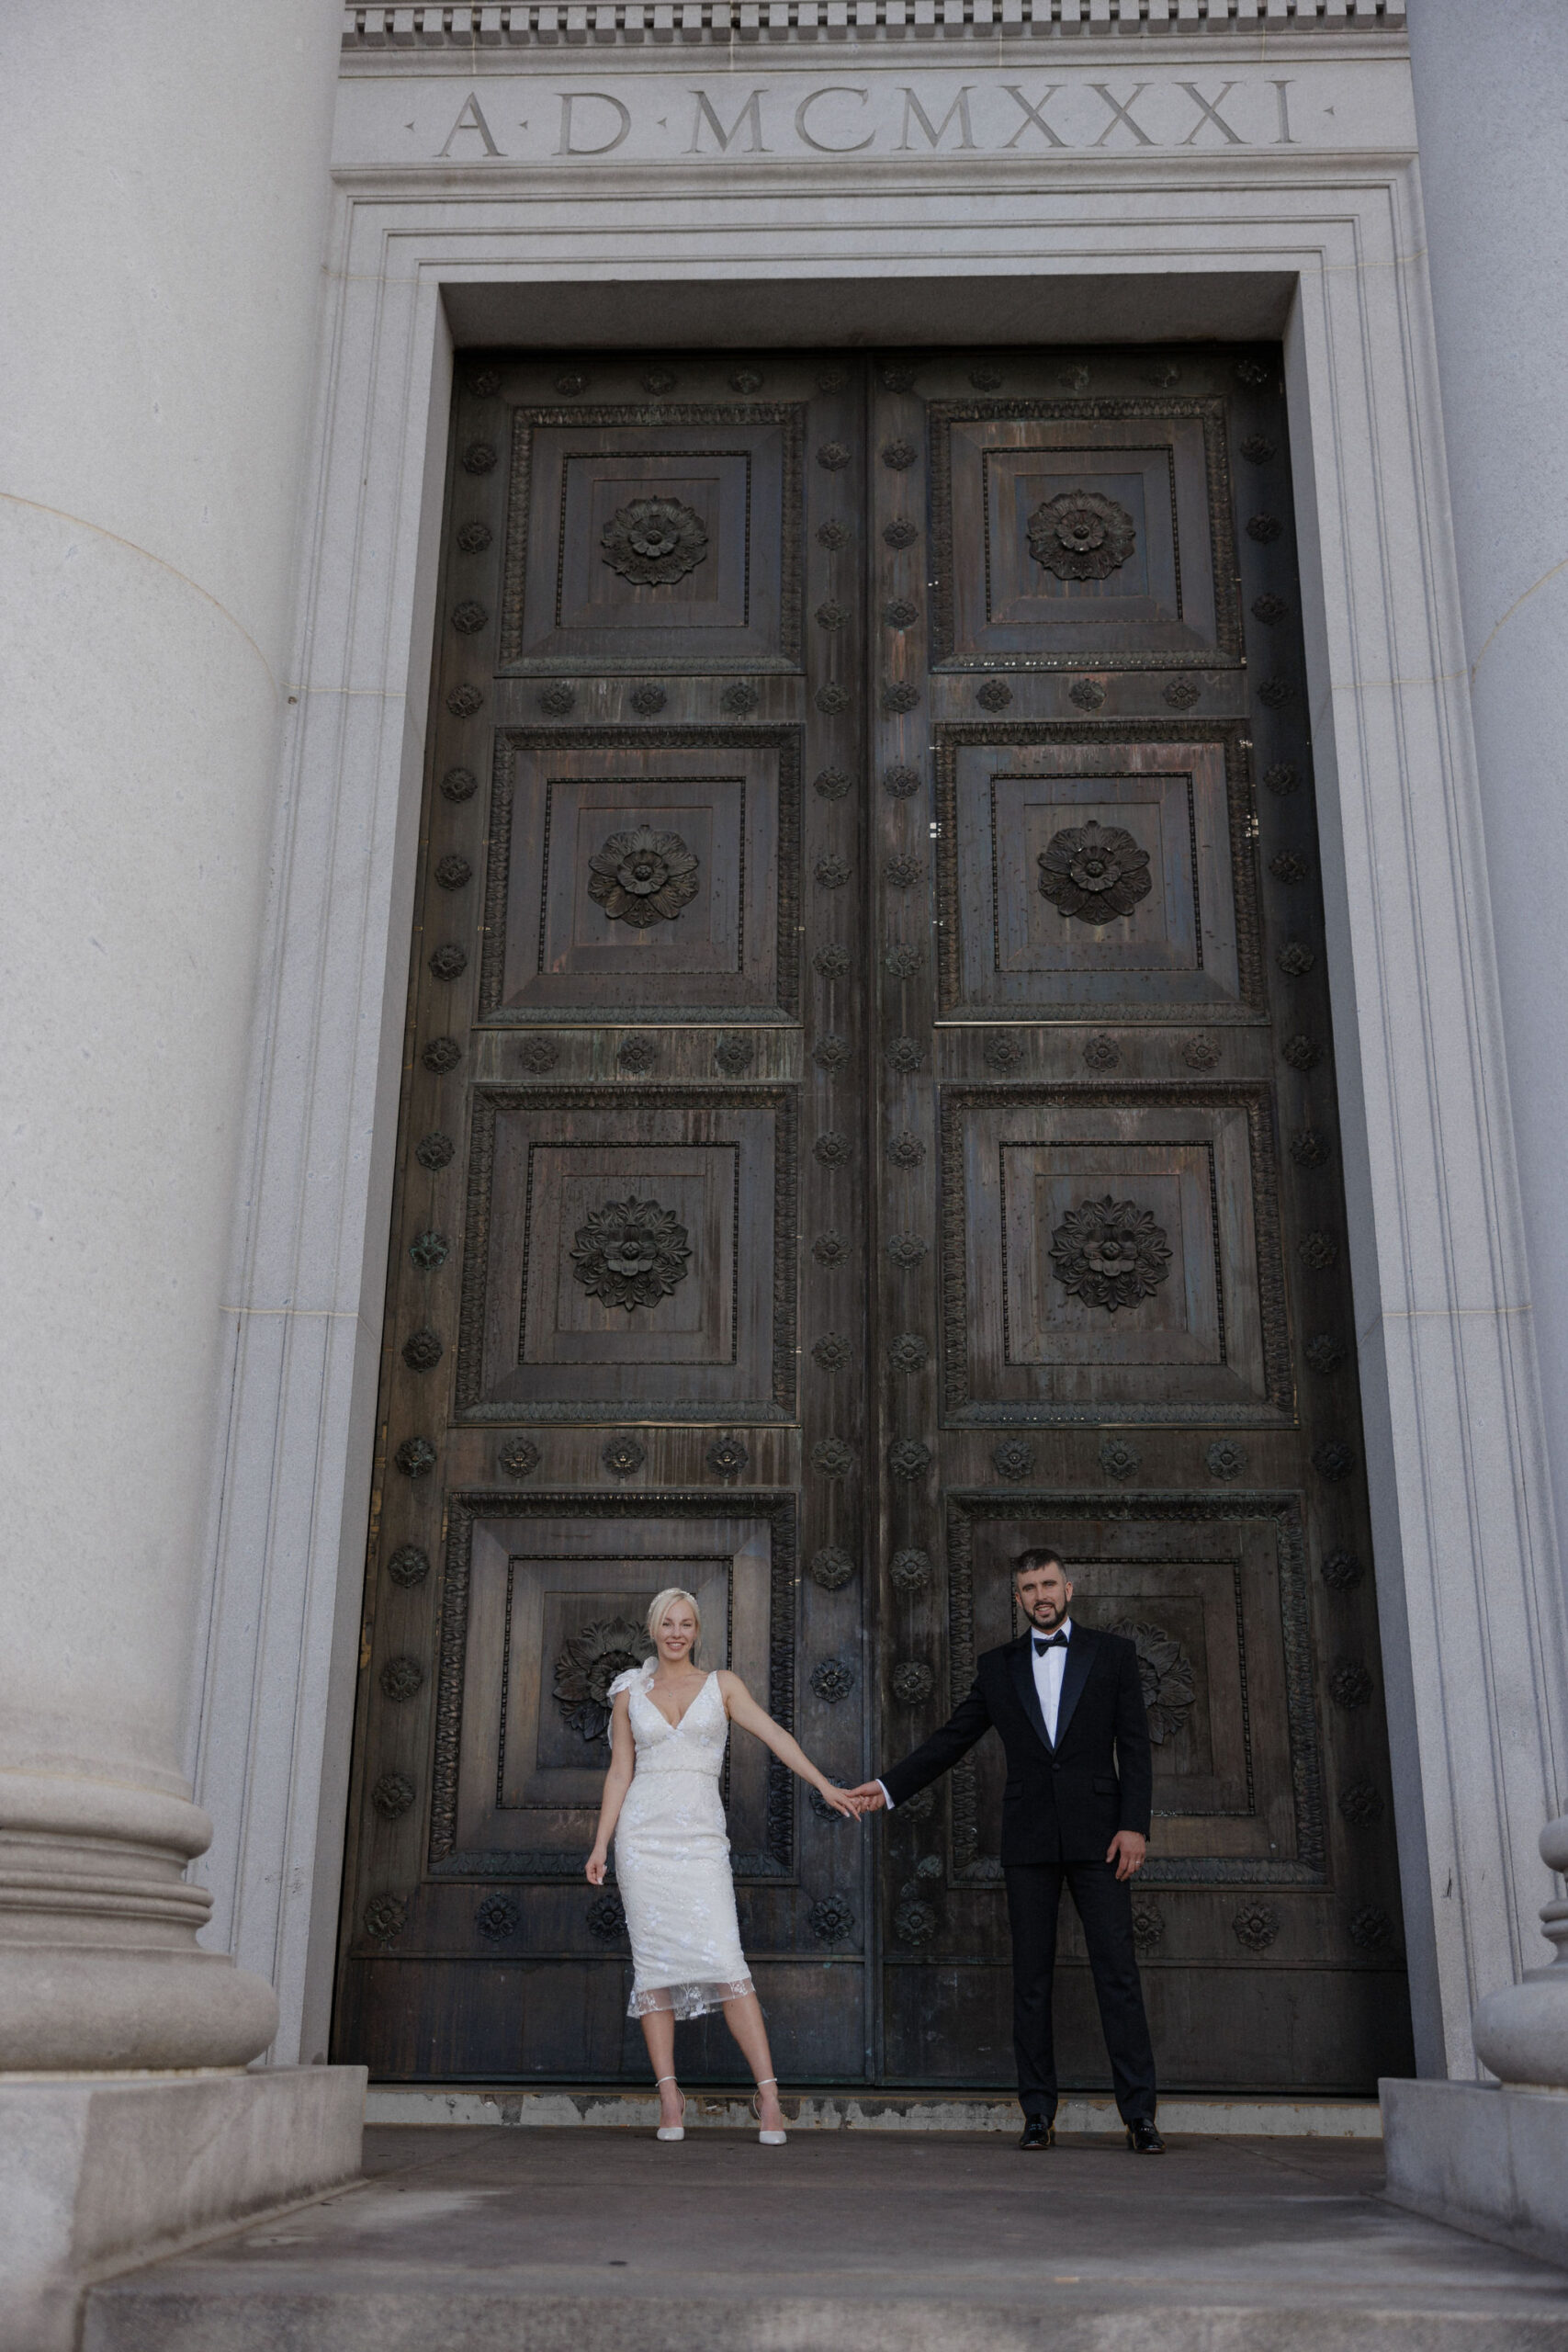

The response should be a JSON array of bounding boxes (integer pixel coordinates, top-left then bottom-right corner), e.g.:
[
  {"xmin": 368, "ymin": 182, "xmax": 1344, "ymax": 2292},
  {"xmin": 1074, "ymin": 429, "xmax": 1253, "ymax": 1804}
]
[{"xmin": 343, "ymin": 0, "xmax": 1405, "ymax": 59}]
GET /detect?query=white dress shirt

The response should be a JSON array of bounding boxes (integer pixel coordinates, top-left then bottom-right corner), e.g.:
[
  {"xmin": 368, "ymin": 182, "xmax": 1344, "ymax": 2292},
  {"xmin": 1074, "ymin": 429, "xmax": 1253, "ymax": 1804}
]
[
  {"xmin": 878, "ymin": 1617, "xmax": 1075, "ymax": 1810},
  {"xmin": 1032, "ymin": 1615, "xmax": 1073, "ymax": 1743}
]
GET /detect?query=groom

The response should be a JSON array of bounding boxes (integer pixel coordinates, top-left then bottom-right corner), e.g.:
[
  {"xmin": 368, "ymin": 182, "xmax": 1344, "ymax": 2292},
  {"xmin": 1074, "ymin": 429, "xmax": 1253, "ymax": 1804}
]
[{"xmin": 851, "ymin": 1548, "xmax": 1163, "ymax": 2152}]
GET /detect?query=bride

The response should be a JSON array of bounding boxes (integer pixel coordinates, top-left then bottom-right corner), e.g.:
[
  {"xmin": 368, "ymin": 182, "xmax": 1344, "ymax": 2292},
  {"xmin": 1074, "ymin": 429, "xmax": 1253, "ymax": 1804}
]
[{"xmin": 586, "ymin": 1586, "xmax": 861, "ymax": 2143}]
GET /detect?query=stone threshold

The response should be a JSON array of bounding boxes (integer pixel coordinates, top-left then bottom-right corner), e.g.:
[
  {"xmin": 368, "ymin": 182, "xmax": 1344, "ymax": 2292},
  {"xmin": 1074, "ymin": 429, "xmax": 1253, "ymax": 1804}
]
[{"xmin": 367, "ymin": 2082, "xmax": 1382, "ymax": 2134}]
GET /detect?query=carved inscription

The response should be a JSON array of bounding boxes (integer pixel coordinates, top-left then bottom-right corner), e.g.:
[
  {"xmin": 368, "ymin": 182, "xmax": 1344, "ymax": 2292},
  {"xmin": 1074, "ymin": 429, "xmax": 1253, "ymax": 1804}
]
[{"xmin": 408, "ymin": 75, "xmax": 1327, "ymax": 168}]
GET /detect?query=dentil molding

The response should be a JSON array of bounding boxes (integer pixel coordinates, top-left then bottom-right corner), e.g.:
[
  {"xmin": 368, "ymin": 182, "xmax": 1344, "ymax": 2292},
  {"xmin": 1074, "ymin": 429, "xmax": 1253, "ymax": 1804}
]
[{"xmin": 343, "ymin": 0, "xmax": 1405, "ymax": 58}]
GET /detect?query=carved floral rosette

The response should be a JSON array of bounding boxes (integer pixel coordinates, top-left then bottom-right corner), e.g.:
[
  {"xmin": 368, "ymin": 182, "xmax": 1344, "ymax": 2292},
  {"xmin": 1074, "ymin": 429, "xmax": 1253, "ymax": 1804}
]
[
  {"xmin": 587, "ymin": 827, "xmax": 700, "ymax": 928},
  {"xmin": 1037, "ymin": 820, "xmax": 1153, "ymax": 925},
  {"xmin": 553, "ymin": 1617, "xmax": 654, "ymax": 1747},
  {"xmin": 570, "ymin": 1196, "xmax": 692, "ymax": 1312},
  {"xmin": 1049, "ymin": 1195, "xmax": 1172, "ymax": 1314},
  {"xmin": 1111, "ymin": 1618, "xmax": 1197, "ymax": 1747},
  {"xmin": 1026, "ymin": 490, "xmax": 1137, "ymax": 582},
  {"xmin": 600, "ymin": 494, "xmax": 709, "ymax": 587}
]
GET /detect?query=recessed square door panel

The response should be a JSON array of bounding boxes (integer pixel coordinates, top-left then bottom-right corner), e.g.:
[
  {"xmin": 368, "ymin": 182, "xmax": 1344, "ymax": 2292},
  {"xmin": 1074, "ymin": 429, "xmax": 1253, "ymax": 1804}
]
[
  {"xmin": 938, "ymin": 734, "xmax": 1257, "ymax": 1019},
  {"xmin": 501, "ymin": 410, "xmax": 803, "ymax": 673},
  {"xmin": 481, "ymin": 733, "xmax": 798, "ymax": 1023},
  {"xmin": 457, "ymin": 1090, "xmax": 796, "ymax": 1421},
  {"xmin": 929, "ymin": 404, "xmax": 1241, "ymax": 670},
  {"xmin": 944, "ymin": 1498, "xmax": 1321, "ymax": 1885},
  {"xmin": 942, "ymin": 1088, "xmax": 1292, "ymax": 1423},
  {"xmin": 429, "ymin": 1507, "xmax": 784, "ymax": 1877}
]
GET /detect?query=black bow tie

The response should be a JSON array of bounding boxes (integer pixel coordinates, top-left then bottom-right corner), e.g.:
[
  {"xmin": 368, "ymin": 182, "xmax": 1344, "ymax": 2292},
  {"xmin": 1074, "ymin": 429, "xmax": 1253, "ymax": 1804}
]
[{"xmin": 1033, "ymin": 1633, "xmax": 1067, "ymax": 1654}]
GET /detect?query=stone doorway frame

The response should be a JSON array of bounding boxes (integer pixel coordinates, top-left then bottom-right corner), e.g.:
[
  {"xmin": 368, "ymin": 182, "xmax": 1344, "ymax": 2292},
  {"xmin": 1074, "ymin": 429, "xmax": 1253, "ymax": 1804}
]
[{"xmin": 188, "ymin": 125, "xmax": 1567, "ymax": 2089}]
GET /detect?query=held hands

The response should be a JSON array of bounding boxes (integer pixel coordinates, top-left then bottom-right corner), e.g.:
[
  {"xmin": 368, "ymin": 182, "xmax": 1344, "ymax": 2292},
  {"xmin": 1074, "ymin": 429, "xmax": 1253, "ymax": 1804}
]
[
  {"xmin": 591, "ymin": 1792, "xmax": 1133, "ymax": 1861},
  {"xmin": 1107, "ymin": 1829, "xmax": 1146, "ymax": 1882}
]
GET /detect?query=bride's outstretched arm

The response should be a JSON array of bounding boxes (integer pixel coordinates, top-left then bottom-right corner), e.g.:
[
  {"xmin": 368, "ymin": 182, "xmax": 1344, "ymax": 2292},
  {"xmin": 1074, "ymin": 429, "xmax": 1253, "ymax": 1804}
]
[
  {"xmin": 718, "ymin": 1670, "xmax": 862, "ymax": 1819},
  {"xmin": 586, "ymin": 1690, "xmax": 635, "ymax": 1884}
]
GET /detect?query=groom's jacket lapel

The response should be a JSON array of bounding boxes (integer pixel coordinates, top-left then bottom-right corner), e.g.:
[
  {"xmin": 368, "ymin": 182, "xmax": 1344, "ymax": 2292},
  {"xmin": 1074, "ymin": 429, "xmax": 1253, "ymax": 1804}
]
[{"xmin": 1007, "ymin": 1635, "xmax": 1054, "ymax": 1754}]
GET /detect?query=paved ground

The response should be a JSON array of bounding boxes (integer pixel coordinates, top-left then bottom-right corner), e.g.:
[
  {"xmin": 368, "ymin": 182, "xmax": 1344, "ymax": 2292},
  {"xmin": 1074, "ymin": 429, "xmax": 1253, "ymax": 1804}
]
[{"xmin": 85, "ymin": 2123, "xmax": 1568, "ymax": 2351}]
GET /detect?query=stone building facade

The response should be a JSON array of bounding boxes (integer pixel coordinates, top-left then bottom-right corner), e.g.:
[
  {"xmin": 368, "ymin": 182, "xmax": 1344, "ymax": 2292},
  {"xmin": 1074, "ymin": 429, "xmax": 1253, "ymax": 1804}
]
[{"xmin": 3, "ymin": 0, "xmax": 1567, "ymax": 2339}]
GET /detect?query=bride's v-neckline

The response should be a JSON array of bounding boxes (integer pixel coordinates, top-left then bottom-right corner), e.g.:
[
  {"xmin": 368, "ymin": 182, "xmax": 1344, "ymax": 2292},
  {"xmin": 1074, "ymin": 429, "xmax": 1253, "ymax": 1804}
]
[{"xmin": 644, "ymin": 1667, "xmax": 713, "ymax": 1735}]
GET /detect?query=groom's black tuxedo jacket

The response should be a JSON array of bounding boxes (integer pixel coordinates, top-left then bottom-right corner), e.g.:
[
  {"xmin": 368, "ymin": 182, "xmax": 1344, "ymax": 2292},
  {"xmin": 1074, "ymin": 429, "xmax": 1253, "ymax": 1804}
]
[{"xmin": 882, "ymin": 1625, "xmax": 1152, "ymax": 1865}]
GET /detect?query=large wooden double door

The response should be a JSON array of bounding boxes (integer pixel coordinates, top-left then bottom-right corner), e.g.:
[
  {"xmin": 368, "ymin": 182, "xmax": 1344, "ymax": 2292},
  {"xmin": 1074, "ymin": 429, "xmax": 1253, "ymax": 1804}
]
[{"xmin": 333, "ymin": 346, "xmax": 1413, "ymax": 2091}]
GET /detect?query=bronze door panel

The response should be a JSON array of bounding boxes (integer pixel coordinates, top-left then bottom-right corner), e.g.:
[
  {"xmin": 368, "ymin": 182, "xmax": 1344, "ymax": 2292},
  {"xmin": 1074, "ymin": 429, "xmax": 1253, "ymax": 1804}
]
[
  {"xmin": 502, "ymin": 410, "xmax": 802, "ymax": 673},
  {"xmin": 930, "ymin": 404, "xmax": 1240, "ymax": 671},
  {"xmin": 944, "ymin": 1501, "xmax": 1319, "ymax": 1883},
  {"xmin": 336, "ymin": 345, "xmax": 1409, "ymax": 2099},
  {"xmin": 438, "ymin": 1506, "xmax": 783, "ymax": 1873},
  {"xmin": 336, "ymin": 349, "xmax": 867, "ymax": 2087},
  {"xmin": 942, "ymin": 1086, "xmax": 1291, "ymax": 1424},
  {"xmin": 455, "ymin": 1087, "xmax": 795, "ymax": 1422},
  {"xmin": 871, "ymin": 346, "xmax": 1408, "ymax": 2098},
  {"xmin": 940, "ymin": 733, "xmax": 1258, "ymax": 1019},
  {"xmin": 483, "ymin": 733, "xmax": 797, "ymax": 1023}
]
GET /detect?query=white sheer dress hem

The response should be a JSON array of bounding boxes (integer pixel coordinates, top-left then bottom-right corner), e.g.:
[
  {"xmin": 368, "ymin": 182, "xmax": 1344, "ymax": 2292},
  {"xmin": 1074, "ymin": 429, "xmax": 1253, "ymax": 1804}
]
[{"xmin": 627, "ymin": 1975, "xmax": 754, "ymax": 2022}]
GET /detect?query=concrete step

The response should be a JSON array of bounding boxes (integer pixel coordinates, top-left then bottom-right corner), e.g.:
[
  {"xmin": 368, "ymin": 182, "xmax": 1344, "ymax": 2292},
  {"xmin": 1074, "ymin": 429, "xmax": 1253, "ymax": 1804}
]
[
  {"xmin": 84, "ymin": 2123, "xmax": 1568, "ymax": 2352},
  {"xmin": 365, "ymin": 2082, "xmax": 1384, "ymax": 2136}
]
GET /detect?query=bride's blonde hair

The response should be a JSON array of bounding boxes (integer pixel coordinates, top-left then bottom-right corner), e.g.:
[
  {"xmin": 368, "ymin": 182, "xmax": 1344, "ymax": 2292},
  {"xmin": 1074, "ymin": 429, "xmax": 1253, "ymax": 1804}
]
[{"xmin": 646, "ymin": 1586, "xmax": 703, "ymax": 1665}]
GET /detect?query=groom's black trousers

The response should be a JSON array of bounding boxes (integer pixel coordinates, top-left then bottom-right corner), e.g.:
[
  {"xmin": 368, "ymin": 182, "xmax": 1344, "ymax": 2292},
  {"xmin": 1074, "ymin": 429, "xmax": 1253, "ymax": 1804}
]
[{"xmin": 1004, "ymin": 1860, "xmax": 1157, "ymax": 2125}]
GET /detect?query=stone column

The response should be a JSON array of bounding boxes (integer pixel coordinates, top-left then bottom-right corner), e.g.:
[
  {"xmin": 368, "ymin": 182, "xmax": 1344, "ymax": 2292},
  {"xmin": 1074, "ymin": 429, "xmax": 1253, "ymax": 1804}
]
[
  {"xmin": 1407, "ymin": 12, "xmax": 1568, "ymax": 1575},
  {"xmin": 1406, "ymin": 0, "xmax": 1568, "ymax": 1972},
  {"xmin": 1417, "ymin": 0, "xmax": 1568, "ymax": 1511},
  {"xmin": 1382, "ymin": 0, "xmax": 1568, "ymax": 2265},
  {"xmin": 0, "ymin": 6, "xmax": 362, "ymax": 2341}
]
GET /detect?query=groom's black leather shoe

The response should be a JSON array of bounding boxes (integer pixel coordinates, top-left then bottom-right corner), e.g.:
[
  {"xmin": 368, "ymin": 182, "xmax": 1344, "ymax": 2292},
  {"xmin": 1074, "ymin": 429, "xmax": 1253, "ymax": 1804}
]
[
  {"xmin": 1125, "ymin": 2118, "xmax": 1166, "ymax": 2154},
  {"xmin": 1018, "ymin": 2117, "xmax": 1056, "ymax": 2150}
]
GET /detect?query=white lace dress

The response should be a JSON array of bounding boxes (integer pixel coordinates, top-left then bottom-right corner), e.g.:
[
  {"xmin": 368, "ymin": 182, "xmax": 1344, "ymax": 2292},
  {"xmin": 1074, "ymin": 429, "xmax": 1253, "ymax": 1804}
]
[{"xmin": 608, "ymin": 1661, "xmax": 754, "ymax": 2021}]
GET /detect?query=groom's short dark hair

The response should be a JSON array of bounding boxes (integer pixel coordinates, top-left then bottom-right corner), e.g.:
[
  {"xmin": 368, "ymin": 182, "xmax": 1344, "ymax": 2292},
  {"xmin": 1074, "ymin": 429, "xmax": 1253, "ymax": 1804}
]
[{"xmin": 1014, "ymin": 1546, "xmax": 1066, "ymax": 1580}]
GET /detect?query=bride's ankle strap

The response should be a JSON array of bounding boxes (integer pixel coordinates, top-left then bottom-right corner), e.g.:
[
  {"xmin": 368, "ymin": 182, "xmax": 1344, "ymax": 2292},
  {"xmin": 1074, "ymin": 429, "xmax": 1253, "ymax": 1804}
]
[
  {"xmin": 756, "ymin": 2076, "xmax": 778, "ymax": 2089},
  {"xmin": 656, "ymin": 2075, "xmax": 677, "ymax": 2086}
]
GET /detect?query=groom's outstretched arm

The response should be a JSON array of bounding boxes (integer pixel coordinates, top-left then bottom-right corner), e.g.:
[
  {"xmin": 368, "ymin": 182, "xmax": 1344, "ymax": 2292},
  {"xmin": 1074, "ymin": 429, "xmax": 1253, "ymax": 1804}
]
[{"xmin": 862, "ymin": 1677, "xmax": 994, "ymax": 1812}]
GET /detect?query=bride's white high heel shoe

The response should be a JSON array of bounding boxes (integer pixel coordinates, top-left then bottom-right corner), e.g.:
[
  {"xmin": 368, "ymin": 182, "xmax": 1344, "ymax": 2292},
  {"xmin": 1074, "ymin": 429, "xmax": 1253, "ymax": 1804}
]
[
  {"xmin": 655, "ymin": 2075, "xmax": 687, "ymax": 2141},
  {"xmin": 752, "ymin": 2076, "xmax": 786, "ymax": 2145}
]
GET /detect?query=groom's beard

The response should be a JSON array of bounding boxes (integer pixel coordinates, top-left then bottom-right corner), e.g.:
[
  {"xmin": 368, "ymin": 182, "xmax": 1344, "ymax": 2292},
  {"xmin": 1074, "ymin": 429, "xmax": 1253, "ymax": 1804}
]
[{"xmin": 1026, "ymin": 1598, "xmax": 1066, "ymax": 1633}]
